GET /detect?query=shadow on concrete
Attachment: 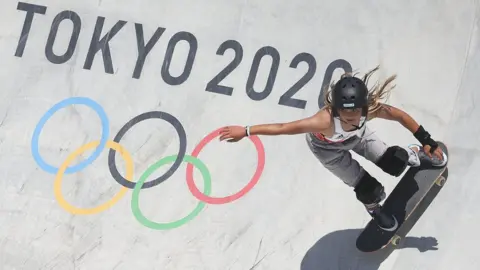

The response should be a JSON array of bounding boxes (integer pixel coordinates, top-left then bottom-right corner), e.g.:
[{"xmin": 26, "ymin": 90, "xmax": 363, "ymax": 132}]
[{"xmin": 301, "ymin": 179, "xmax": 446, "ymax": 270}]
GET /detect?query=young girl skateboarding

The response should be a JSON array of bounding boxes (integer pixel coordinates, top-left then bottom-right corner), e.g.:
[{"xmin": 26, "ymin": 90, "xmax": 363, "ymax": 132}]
[{"xmin": 218, "ymin": 66, "xmax": 447, "ymax": 231}]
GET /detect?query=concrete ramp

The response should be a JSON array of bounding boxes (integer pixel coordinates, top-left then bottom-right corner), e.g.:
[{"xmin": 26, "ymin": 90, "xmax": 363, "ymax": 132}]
[{"xmin": 1, "ymin": 0, "xmax": 479, "ymax": 269}]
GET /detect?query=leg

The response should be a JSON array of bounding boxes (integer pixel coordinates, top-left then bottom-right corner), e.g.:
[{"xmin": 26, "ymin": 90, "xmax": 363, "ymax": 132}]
[
  {"xmin": 353, "ymin": 128, "xmax": 411, "ymax": 177},
  {"xmin": 306, "ymin": 134, "xmax": 386, "ymax": 204},
  {"xmin": 306, "ymin": 135, "xmax": 364, "ymax": 187},
  {"xmin": 354, "ymin": 170, "xmax": 398, "ymax": 231},
  {"xmin": 306, "ymin": 134, "xmax": 397, "ymax": 230},
  {"xmin": 352, "ymin": 127, "xmax": 389, "ymax": 165}
]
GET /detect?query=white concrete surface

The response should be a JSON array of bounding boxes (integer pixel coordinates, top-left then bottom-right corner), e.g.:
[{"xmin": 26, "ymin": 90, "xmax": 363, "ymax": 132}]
[{"xmin": 1, "ymin": 0, "xmax": 479, "ymax": 269}]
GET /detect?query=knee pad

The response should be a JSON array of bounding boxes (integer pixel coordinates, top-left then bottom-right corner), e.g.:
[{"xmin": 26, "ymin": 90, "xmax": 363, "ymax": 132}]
[
  {"xmin": 376, "ymin": 146, "xmax": 409, "ymax": 176},
  {"xmin": 354, "ymin": 171, "xmax": 384, "ymax": 205}
]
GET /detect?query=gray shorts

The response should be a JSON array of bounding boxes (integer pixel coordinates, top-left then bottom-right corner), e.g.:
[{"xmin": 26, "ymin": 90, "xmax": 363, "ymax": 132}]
[{"xmin": 306, "ymin": 126, "xmax": 388, "ymax": 187}]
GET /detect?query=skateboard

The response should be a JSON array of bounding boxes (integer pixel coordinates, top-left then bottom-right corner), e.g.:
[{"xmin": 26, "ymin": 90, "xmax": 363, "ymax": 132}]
[{"xmin": 355, "ymin": 141, "xmax": 449, "ymax": 252}]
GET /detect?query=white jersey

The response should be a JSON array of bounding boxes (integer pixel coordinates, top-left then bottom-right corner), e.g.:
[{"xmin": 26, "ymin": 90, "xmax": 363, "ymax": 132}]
[{"xmin": 312, "ymin": 116, "xmax": 367, "ymax": 143}]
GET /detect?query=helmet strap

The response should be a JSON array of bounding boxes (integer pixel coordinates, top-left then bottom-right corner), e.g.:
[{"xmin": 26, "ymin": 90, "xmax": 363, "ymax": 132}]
[{"xmin": 333, "ymin": 106, "xmax": 368, "ymax": 130}]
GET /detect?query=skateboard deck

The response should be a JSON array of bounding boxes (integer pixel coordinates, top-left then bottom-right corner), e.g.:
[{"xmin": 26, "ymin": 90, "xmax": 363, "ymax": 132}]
[{"xmin": 356, "ymin": 141, "xmax": 449, "ymax": 252}]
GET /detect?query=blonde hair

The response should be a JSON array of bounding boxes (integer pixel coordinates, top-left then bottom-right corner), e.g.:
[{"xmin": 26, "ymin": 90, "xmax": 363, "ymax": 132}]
[{"xmin": 323, "ymin": 65, "xmax": 396, "ymax": 115}]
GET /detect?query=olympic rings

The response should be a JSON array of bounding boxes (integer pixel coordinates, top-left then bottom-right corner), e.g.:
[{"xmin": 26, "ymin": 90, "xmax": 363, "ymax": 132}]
[
  {"xmin": 108, "ymin": 111, "xmax": 187, "ymax": 189},
  {"xmin": 131, "ymin": 154, "xmax": 211, "ymax": 230},
  {"xmin": 54, "ymin": 140, "xmax": 134, "ymax": 215},
  {"xmin": 186, "ymin": 126, "xmax": 265, "ymax": 204},
  {"xmin": 32, "ymin": 96, "xmax": 265, "ymax": 230},
  {"xmin": 31, "ymin": 97, "xmax": 109, "ymax": 174}
]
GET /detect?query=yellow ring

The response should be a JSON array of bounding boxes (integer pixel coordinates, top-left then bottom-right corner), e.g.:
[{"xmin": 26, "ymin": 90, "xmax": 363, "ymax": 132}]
[{"xmin": 54, "ymin": 140, "xmax": 134, "ymax": 215}]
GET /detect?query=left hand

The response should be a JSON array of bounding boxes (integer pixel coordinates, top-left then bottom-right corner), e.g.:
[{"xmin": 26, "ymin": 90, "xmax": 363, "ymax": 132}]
[
  {"xmin": 423, "ymin": 145, "xmax": 444, "ymax": 161},
  {"xmin": 219, "ymin": 126, "xmax": 246, "ymax": 142}
]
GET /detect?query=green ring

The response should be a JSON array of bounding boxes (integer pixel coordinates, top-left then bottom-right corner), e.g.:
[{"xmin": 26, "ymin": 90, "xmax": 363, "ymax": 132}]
[{"xmin": 131, "ymin": 154, "xmax": 212, "ymax": 230}]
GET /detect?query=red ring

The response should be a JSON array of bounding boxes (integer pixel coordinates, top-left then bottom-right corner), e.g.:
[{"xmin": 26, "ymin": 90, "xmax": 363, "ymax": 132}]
[{"xmin": 186, "ymin": 126, "xmax": 265, "ymax": 204}]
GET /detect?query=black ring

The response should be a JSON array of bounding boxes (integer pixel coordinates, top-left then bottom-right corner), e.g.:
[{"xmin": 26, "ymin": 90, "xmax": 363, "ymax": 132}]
[{"xmin": 108, "ymin": 111, "xmax": 187, "ymax": 189}]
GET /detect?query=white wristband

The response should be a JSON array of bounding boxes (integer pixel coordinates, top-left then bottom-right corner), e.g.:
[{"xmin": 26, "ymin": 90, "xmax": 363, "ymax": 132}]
[{"xmin": 245, "ymin": 126, "xmax": 251, "ymax": 136}]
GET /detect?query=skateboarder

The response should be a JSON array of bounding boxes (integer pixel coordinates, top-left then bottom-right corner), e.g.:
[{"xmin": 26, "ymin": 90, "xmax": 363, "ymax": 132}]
[{"xmin": 219, "ymin": 66, "xmax": 447, "ymax": 231}]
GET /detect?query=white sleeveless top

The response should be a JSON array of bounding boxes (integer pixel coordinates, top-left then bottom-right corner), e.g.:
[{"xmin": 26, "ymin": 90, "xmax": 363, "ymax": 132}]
[{"xmin": 313, "ymin": 116, "xmax": 367, "ymax": 143}]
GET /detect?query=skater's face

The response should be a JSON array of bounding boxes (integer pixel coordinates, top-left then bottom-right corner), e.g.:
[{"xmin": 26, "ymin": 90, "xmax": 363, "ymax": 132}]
[{"xmin": 338, "ymin": 108, "xmax": 362, "ymax": 124}]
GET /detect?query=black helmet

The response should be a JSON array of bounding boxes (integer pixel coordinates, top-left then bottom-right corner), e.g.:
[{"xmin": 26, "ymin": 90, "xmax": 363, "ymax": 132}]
[
  {"xmin": 331, "ymin": 76, "xmax": 368, "ymax": 110},
  {"xmin": 330, "ymin": 76, "xmax": 369, "ymax": 130}
]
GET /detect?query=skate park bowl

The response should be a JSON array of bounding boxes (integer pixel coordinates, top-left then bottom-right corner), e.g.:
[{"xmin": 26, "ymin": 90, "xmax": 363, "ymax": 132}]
[{"xmin": 1, "ymin": 0, "xmax": 480, "ymax": 269}]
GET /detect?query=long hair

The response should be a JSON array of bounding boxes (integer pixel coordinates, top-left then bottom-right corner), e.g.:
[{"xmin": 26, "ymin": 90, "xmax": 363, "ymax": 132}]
[{"xmin": 323, "ymin": 65, "xmax": 396, "ymax": 115}]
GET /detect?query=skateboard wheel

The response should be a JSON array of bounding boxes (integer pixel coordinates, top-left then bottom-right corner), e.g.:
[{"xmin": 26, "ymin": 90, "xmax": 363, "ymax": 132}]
[
  {"xmin": 436, "ymin": 176, "xmax": 446, "ymax": 186},
  {"xmin": 392, "ymin": 235, "xmax": 401, "ymax": 246}
]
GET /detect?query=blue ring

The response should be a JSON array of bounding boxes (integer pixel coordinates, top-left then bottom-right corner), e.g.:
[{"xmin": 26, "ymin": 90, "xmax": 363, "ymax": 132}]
[{"xmin": 31, "ymin": 97, "xmax": 109, "ymax": 174}]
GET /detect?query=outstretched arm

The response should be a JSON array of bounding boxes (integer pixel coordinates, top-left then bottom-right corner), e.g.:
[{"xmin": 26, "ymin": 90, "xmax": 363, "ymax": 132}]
[
  {"xmin": 249, "ymin": 111, "xmax": 329, "ymax": 136},
  {"xmin": 219, "ymin": 110, "xmax": 331, "ymax": 142}
]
